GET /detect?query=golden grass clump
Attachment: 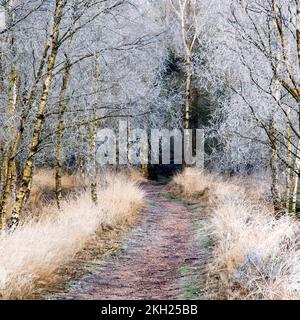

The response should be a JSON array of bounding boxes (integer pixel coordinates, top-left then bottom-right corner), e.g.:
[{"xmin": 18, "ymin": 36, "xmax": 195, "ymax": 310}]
[
  {"xmin": 173, "ymin": 168, "xmax": 300, "ymax": 300},
  {"xmin": 125, "ymin": 167, "xmax": 148, "ymax": 184},
  {"xmin": 172, "ymin": 168, "xmax": 218, "ymax": 202},
  {"xmin": 27, "ymin": 169, "xmax": 86, "ymax": 210},
  {"xmin": 32, "ymin": 169, "xmax": 84, "ymax": 193},
  {"xmin": 97, "ymin": 172, "xmax": 145, "ymax": 227},
  {"xmin": 0, "ymin": 172, "xmax": 144, "ymax": 299}
]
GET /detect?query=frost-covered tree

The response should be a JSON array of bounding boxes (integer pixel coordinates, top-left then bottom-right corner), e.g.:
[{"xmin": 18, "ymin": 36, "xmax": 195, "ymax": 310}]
[
  {"xmin": 0, "ymin": 0, "xmax": 178, "ymax": 227},
  {"xmin": 207, "ymin": 0, "xmax": 300, "ymax": 215}
]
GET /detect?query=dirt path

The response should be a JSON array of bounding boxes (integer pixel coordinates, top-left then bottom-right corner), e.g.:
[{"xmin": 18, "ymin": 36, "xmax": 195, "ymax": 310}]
[{"xmin": 55, "ymin": 184, "xmax": 204, "ymax": 300}]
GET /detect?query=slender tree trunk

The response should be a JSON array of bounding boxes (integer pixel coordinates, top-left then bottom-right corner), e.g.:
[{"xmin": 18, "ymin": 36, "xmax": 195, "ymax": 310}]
[
  {"xmin": 270, "ymin": 130, "xmax": 282, "ymax": 216},
  {"xmin": 87, "ymin": 56, "xmax": 101, "ymax": 204},
  {"xmin": 0, "ymin": 148, "xmax": 5, "ymax": 184},
  {"xmin": 290, "ymin": 139, "xmax": 300, "ymax": 214},
  {"xmin": 291, "ymin": 172, "xmax": 299, "ymax": 215},
  {"xmin": 0, "ymin": 27, "xmax": 52, "ymax": 225},
  {"xmin": 285, "ymin": 116, "xmax": 292, "ymax": 212},
  {"xmin": 77, "ymin": 127, "xmax": 87, "ymax": 182},
  {"xmin": 292, "ymin": 0, "xmax": 300, "ymax": 215},
  {"xmin": 6, "ymin": 0, "xmax": 17, "ymax": 115},
  {"xmin": 296, "ymin": 0, "xmax": 300, "ymax": 66},
  {"xmin": 0, "ymin": 67, "xmax": 21, "ymax": 227},
  {"xmin": 269, "ymin": 12, "xmax": 283, "ymax": 216},
  {"xmin": 0, "ymin": 50, "xmax": 4, "ymax": 93},
  {"xmin": 175, "ymin": 0, "xmax": 197, "ymax": 165},
  {"xmin": 7, "ymin": 0, "xmax": 65, "ymax": 230},
  {"xmin": 0, "ymin": 150, "xmax": 8, "ymax": 228},
  {"xmin": 184, "ymin": 57, "xmax": 192, "ymax": 130},
  {"xmin": 88, "ymin": 122, "xmax": 98, "ymax": 205},
  {"xmin": 79, "ymin": 152, "xmax": 86, "ymax": 181},
  {"xmin": 55, "ymin": 63, "xmax": 70, "ymax": 209},
  {"xmin": 7, "ymin": 65, "xmax": 18, "ymax": 114},
  {"xmin": 141, "ymin": 164, "xmax": 149, "ymax": 178},
  {"xmin": 0, "ymin": 151, "xmax": 8, "ymax": 186}
]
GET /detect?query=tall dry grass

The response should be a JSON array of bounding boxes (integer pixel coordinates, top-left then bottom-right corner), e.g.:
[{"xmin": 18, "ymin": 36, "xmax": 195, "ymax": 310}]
[
  {"xmin": 125, "ymin": 167, "xmax": 147, "ymax": 184},
  {"xmin": 172, "ymin": 168, "xmax": 218, "ymax": 200},
  {"xmin": 173, "ymin": 168, "xmax": 300, "ymax": 300},
  {"xmin": 0, "ymin": 172, "xmax": 144, "ymax": 299}
]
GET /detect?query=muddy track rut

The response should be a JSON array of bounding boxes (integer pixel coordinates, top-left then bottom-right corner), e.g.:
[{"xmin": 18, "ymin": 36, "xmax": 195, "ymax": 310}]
[{"xmin": 55, "ymin": 184, "xmax": 204, "ymax": 300}]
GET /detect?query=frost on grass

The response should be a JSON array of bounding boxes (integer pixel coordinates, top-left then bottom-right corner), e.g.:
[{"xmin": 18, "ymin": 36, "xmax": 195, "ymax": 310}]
[
  {"xmin": 173, "ymin": 168, "xmax": 300, "ymax": 300},
  {"xmin": 0, "ymin": 173, "xmax": 144, "ymax": 299}
]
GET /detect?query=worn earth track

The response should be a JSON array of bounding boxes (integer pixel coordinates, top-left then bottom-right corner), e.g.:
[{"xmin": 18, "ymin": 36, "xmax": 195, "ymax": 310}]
[{"xmin": 55, "ymin": 184, "xmax": 204, "ymax": 300}]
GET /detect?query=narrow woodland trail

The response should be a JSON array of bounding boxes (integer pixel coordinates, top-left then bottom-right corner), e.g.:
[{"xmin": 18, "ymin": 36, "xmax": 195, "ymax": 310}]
[{"xmin": 56, "ymin": 184, "xmax": 205, "ymax": 300}]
